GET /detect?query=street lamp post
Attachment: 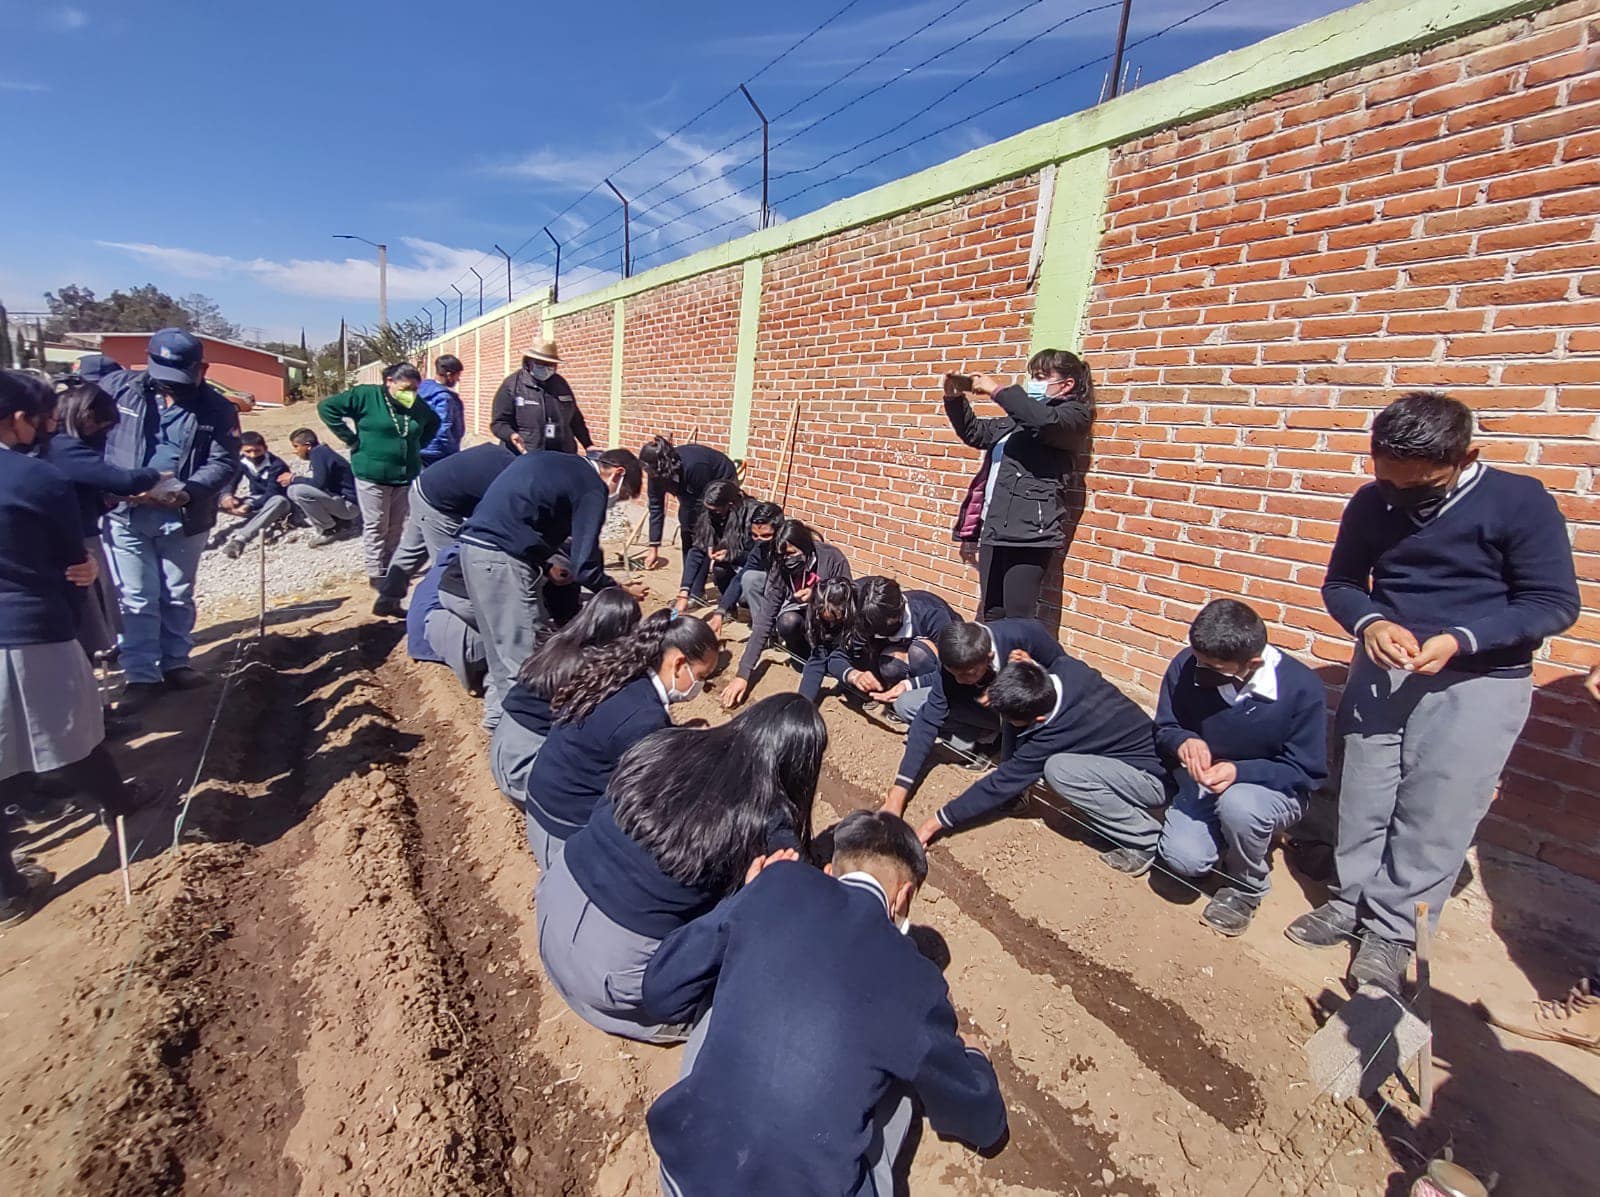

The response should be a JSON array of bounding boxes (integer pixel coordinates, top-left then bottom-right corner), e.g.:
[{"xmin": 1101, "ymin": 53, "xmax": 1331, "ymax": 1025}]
[{"xmin": 334, "ymin": 234, "xmax": 389, "ymax": 326}]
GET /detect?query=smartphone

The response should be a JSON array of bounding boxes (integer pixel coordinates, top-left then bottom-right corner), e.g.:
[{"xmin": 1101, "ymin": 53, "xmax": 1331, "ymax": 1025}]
[{"xmin": 946, "ymin": 373, "xmax": 974, "ymax": 392}]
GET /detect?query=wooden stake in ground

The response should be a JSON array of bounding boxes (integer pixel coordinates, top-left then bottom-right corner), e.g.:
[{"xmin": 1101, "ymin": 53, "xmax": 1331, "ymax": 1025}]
[
  {"xmin": 776, "ymin": 398, "xmax": 802, "ymax": 508},
  {"xmin": 257, "ymin": 531, "xmax": 267, "ymax": 640},
  {"xmin": 1415, "ymin": 900, "xmax": 1435, "ymax": 1115},
  {"xmin": 115, "ymin": 815, "xmax": 132, "ymax": 907}
]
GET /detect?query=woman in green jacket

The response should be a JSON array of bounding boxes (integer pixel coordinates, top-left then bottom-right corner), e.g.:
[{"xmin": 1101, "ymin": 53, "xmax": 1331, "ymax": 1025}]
[{"xmin": 317, "ymin": 363, "xmax": 441, "ymax": 604}]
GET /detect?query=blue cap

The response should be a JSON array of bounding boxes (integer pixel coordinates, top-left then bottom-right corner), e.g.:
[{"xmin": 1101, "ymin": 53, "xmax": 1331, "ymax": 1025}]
[
  {"xmin": 75, "ymin": 353, "xmax": 122, "ymax": 382},
  {"xmin": 146, "ymin": 328, "xmax": 204, "ymax": 385}
]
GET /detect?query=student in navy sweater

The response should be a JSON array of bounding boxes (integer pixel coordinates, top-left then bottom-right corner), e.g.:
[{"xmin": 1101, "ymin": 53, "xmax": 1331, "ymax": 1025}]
[
  {"xmin": 675, "ymin": 478, "xmax": 758, "ymax": 611},
  {"xmin": 404, "ymin": 544, "xmax": 487, "ymax": 696},
  {"xmin": 491, "ymin": 587, "xmax": 641, "ymax": 806},
  {"xmin": 524, "ymin": 610, "xmax": 719, "ymax": 869},
  {"xmin": 285, "ymin": 428, "xmax": 360, "ymax": 546},
  {"xmin": 374, "ymin": 440, "xmax": 519, "ymax": 614},
  {"xmin": 219, "ymin": 431, "xmax": 293, "ymax": 558},
  {"xmin": 643, "ymin": 810, "xmax": 1007, "ymax": 1196},
  {"xmin": 1291, "ymin": 392, "xmax": 1579, "ymax": 994},
  {"xmin": 919, "ymin": 653, "xmax": 1164, "ymax": 852},
  {"xmin": 703, "ymin": 500, "xmax": 783, "ymax": 635},
  {"xmin": 639, "ymin": 435, "xmax": 739, "ymax": 580},
  {"xmin": 456, "ymin": 447, "xmax": 645, "ymax": 729},
  {"xmin": 799, "ymin": 576, "xmax": 958, "ymax": 705},
  {"xmin": 881, "ymin": 618, "xmax": 1062, "ymax": 817},
  {"xmin": 1147, "ymin": 599, "xmax": 1328, "ymax": 935},
  {"xmin": 539, "ymin": 693, "xmax": 824, "ymax": 1043}
]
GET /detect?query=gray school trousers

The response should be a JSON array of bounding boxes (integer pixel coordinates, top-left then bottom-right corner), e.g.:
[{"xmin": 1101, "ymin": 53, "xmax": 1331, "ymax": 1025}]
[
  {"xmin": 422, "ymin": 606, "xmax": 485, "ymax": 696},
  {"xmin": 377, "ymin": 484, "xmax": 463, "ymax": 599},
  {"xmin": 660, "ymin": 1008, "xmax": 914, "ymax": 1197},
  {"xmin": 1158, "ymin": 779, "xmax": 1303, "ymax": 897},
  {"xmin": 355, "ymin": 479, "xmax": 410, "ymax": 579},
  {"xmin": 1042, "ymin": 753, "xmax": 1171, "ymax": 850},
  {"xmin": 226, "ymin": 495, "xmax": 292, "ymax": 546},
  {"xmin": 458, "ymin": 541, "xmax": 545, "ymax": 730},
  {"xmin": 1328, "ymin": 650, "xmax": 1532, "ymax": 947},
  {"xmin": 893, "ymin": 686, "xmax": 999, "ymax": 752},
  {"xmin": 490, "ymin": 717, "xmax": 546, "ymax": 806},
  {"xmin": 286, "ymin": 482, "xmax": 358, "ymax": 532}
]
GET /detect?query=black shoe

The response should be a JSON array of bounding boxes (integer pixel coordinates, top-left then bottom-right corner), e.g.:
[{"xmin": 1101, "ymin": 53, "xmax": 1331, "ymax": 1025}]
[
  {"xmin": 372, "ymin": 597, "xmax": 405, "ymax": 619},
  {"xmin": 163, "ymin": 667, "xmax": 209, "ymax": 690},
  {"xmin": 1202, "ymin": 887, "xmax": 1260, "ymax": 937},
  {"xmin": 1100, "ymin": 846, "xmax": 1156, "ymax": 876},
  {"xmin": 221, "ymin": 538, "xmax": 245, "ymax": 560},
  {"xmin": 102, "ymin": 706, "xmax": 136, "ymax": 738},
  {"xmin": 1285, "ymin": 902, "xmax": 1357, "ymax": 950},
  {"xmin": 308, "ymin": 529, "xmax": 339, "ymax": 548},
  {"xmin": 0, "ymin": 863, "xmax": 53, "ymax": 929},
  {"xmin": 1348, "ymin": 935, "xmax": 1411, "ymax": 996},
  {"xmin": 116, "ymin": 681, "xmax": 167, "ymax": 715}
]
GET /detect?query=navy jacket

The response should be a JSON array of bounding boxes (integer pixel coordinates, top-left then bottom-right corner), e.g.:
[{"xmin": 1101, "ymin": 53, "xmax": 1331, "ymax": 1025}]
[
  {"xmin": 40, "ymin": 434, "xmax": 161, "ymax": 537},
  {"xmin": 643, "ymin": 862, "xmax": 1006, "ymax": 1195},
  {"xmin": 416, "ymin": 441, "xmax": 516, "ymax": 520},
  {"xmin": 895, "ymin": 618, "xmax": 1064, "ymax": 790},
  {"xmin": 800, "ymin": 586, "xmax": 957, "ymax": 702},
  {"xmin": 0, "ymin": 447, "xmax": 87, "ymax": 647},
  {"xmin": 418, "ymin": 379, "xmax": 465, "ymax": 464},
  {"xmin": 738, "ymin": 541, "xmax": 852, "ymax": 679},
  {"xmin": 648, "ymin": 443, "xmax": 738, "ymax": 546},
  {"xmin": 237, "ymin": 453, "xmax": 291, "ymax": 511},
  {"xmin": 501, "ymin": 681, "xmax": 554, "ymax": 738},
  {"xmin": 1322, "ymin": 467, "xmax": 1578, "ymax": 675},
  {"xmin": 1154, "ymin": 648, "xmax": 1328, "ymax": 800},
  {"xmin": 458, "ymin": 450, "xmax": 615, "ymax": 590},
  {"xmin": 565, "ymin": 797, "xmax": 723, "ymax": 940},
  {"xmin": 307, "ymin": 444, "xmax": 357, "ymax": 504},
  {"xmin": 101, "ymin": 370, "xmax": 241, "ymax": 535},
  {"xmin": 937, "ymin": 654, "xmax": 1164, "ymax": 832},
  {"xmin": 524, "ymin": 676, "xmax": 669, "ymax": 838}
]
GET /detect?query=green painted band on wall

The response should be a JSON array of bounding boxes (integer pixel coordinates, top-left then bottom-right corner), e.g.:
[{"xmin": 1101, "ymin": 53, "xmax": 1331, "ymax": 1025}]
[
  {"xmin": 729, "ymin": 257, "xmax": 764, "ymax": 461},
  {"xmin": 1031, "ymin": 148, "xmax": 1111, "ymax": 355},
  {"xmin": 609, "ymin": 299, "xmax": 625, "ymax": 448}
]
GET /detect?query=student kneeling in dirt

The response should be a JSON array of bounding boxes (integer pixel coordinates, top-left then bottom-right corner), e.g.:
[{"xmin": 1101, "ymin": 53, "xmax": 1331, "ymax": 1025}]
[
  {"xmin": 219, "ymin": 431, "xmax": 292, "ymax": 558},
  {"xmin": 405, "ymin": 545, "xmax": 487, "ymax": 696},
  {"xmin": 798, "ymin": 576, "xmax": 956, "ymax": 706},
  {"xmin": 642, "ymin": 810, "xmax": 1007, "ymax": 1196}
]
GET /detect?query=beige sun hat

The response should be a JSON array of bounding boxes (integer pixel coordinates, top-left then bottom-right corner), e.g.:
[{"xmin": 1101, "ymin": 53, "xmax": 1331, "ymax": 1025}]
[{"xmin": 524, "ymin": 337, "xmax": 560, "ymax": 365}]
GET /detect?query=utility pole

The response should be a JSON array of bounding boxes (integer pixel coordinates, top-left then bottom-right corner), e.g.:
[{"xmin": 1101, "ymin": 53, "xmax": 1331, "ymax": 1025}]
[{"xmin": 334, "ymin": 234, "xmax": 389, "ymax": 326}]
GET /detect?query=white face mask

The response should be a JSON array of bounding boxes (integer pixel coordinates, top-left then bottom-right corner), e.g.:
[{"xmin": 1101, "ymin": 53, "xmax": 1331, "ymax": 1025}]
[
  {"xmin": 530, "ymin": 363, "xmax": 555, "ymax": 383},
  {"xmin": 1024, "ymin": 377, "xmax": 1048, "ymax": 399},
  {"xmin": 667, "ymin": 663, "xmax": 703, "ymax": 704}
]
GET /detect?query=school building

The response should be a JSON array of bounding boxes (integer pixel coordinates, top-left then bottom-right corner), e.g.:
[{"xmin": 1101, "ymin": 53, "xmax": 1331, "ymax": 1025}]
[
  {"xmin": 419, "ymin": 0, "xmax": 1600, "ymax": 884},
  {"xmin": 67, "ymin": 332, "xmax": 306, "ymax": 407}
]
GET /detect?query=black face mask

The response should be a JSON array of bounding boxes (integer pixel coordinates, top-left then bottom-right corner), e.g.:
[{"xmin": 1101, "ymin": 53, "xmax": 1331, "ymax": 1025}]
[
  {"xmin": 781, "ymin": 553, "xmax": 809, "ymax": 577},
  {"xmin": 1375, "ymin": 478, "xmax": 1452, "ymax": 520},
  {"xmin": 1193, "ymin": 665, "xmax": 1244, "ymax": 689}
]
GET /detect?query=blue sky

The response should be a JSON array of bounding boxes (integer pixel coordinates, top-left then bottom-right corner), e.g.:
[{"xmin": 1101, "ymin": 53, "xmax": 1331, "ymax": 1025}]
[{"xmin": 0, "ymin": 0, "xmax": 1351, "ymax": 345}]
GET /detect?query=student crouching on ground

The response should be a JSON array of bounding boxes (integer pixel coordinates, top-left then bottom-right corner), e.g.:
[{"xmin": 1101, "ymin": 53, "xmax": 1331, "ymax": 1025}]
[
  {"xmin": 639, "ymin": 435, "xmax": 738, "ymax": 584},
  {"xmin": 642, "ymin": 809, "xmax": 1007, "ymax": 1195},
  {"xmin": 539, "ymin": 693, "xmax": 824, "ymax": 1044},
  {"xmin": 284, "ymin": 428, "xmax": 360, "ymax": 546},
  {"xmin": 404, "ymin": 545, "xmax": 487, "ymax": 696},
  {"xmin": 703, "ymin": 499, "xmax": 783, "ymax": 635},
  {"xmin": 799, "ymin": 576, "xmax": 956, "ymax": 706},
  {"xmin": 317, "ymin": 363, "xmax": 442, "ymax": 608},
  {"xmin": 491, "ymin": 588, "xmax": 642, "ymax": 807},
  {"xmin": 101, "ymin": 329, "xmax": 241, "ymax": 712},
  {"xmin": 0, "ymin": 372, "xmax": 154, "ymax": 925},
  {"xmin": 1290, "ymin": 392, "xmax": 1579, "ymax": 994},
  {"xmin": 943, "ymin": 350, "xmax": 1094, "ymax": 621},
  {"xmin": 523, "ymin": 610, "xmax": 719, "ymax": 869},
  {"xmin": 675, "ymin": 479, "xmax": 757, "ymax": 614},
  {"xmin": 219, "ymin": 431, "xmax": 292, "ymax": 558},
  {"xmin": 721, "ymin": 519, "xmax": 851, "ymax": 710},
  {"xmin": 418, "ymin": 354, "xmax": 465, "ymax": 468}
]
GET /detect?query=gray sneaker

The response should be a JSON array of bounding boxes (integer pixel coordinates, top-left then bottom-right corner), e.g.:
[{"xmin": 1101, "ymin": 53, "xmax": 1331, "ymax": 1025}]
[
  {"xmin": 1348, "ymin": 935, "xmax": 1411, "ymax": 996},
  {"xmin": 221, "ymin": 538, "xmax": 245, "ymax": 560},
  {"xmin": 1100, "ymin": 846, "xmax": 1156, "ymax": 876}
]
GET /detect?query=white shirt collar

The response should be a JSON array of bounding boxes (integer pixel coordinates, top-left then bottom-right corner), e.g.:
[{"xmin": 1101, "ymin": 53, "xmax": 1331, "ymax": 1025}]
[
  {"xmin": 1219, "ymin": 645, "xmax": 1281, "ymax": 706},
  {"xmin": 1022, "ymin": 672, "xmax": 1066, "ymax": 733},
  {"xmin": 648, "ymin": 672, "xmax": 672, "ymax": 713},
  {"xmin": 987, "ymin": 626, "xmax": 1002, "ymax": 674},
  {"xmin": 836, "ymin": 870, "xmax": 890, "ymax": 916},
  {"xmin": 893, "ymin": 602, "xmax": 913, "ymax": 641}
]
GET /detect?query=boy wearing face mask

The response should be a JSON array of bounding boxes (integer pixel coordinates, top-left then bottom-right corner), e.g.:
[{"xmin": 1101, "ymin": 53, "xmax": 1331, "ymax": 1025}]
[
  {"xmin": 489, "ymin": 338, "xmax": 592, "ymax": 456},
  {"xmin": 1291, "ymin": 392, "xmax": 1577, "ymax": 994}
]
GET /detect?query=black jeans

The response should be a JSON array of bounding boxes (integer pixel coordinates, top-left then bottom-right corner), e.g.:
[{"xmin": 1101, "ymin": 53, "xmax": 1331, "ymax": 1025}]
[
  {"xmin": 977, "ymin": 544, "xmax": 1054, "ymax": 621},
  {"xmin": 774, "ymin": 606, "xmax": 810, "ymax": 659},
  {"xmin": 0, "ymin": 744, "xmax": 132, "ymax": 900}
]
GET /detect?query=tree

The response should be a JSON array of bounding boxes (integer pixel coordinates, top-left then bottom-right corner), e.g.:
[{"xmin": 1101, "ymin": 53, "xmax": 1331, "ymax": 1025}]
[
  {"xmin": 354, "ymin": 317, "xmax": 432, "ymax": 368},
  {"xmin": 41, "ymin": 282, "xmax": 242, "ymax": 341},
  {"xmin": 180, "ymin": 293, "xmax": 240, "ymax": 341}
]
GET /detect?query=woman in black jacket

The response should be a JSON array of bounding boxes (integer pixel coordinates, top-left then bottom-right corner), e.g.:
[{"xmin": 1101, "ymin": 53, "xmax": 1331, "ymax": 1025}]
[
  {"xmin": 639, "ymin": 436, "xmax": 738, "ymax": 582},
  {"xmin": 944, "ymin": 348, "xmax": 1094, "ymax": 620}
]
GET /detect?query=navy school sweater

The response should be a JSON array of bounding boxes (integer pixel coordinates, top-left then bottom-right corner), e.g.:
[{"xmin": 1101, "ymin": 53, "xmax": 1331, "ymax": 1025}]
[
  {"xmin": 800, "ymin": 585, "xmax": 958, "ymax": 702},
  {"xmin": 564, "ymin": 797, "xmax": 723, "ymax": 940},
  {"xmin": 307, "ymin": 443, "xmax": 358, "ymax": 505},
  {"xmin": 642, "ymin": 861, "xmax": 1006, "ymax": 1196},
  {"xmin": 501, "ymin": 679, "xmax": 555, "ymax": 737},
  {"xmin": 937, "ymin": 653, "xmax": 1163, "ymax": 832},
  {"xmin": 1154, "ymin": 647, "xmax": 1328, "ymax": 799},
  {"xmin": 40, "ymin": 434, "xmax": 161, "ymax": 537},
  {"xmin": 524, "ymin": 676, "xmax": 670, "ymax": 838},
  {"xmin": 738, "ymin": 541, "xmax": 853, "ymax": 679},
  {"xmin": 0, "ymin": 447, "xmax": 87, "ymax": 647},
  {"xmin": 416, "ymin": 441, "xmax": 516, "ymax": 520},
  {"xmin": 1322, "ymin": 467, "xmax": 1579, "ymax": 675},
  {"xmin": 647, "ymin": 442, "xmax": 738, "ymax": 545},
  {"xmin": 238, "ymin": 452, "xmax": 291, "ymax": 510},
  {"xmin": 895, "ymin": 618, "xmax": 1065, "ymax": 790},
  {"xmin": 458, "ymin": 450, "xmax": 615, "ymax": 590}
]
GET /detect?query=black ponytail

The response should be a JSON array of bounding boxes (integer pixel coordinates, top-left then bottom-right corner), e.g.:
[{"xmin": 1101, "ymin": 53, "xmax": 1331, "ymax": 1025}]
[
  {"xmin": 805, "ymin": 577, "xmax": 857, "ymax": 652},
  {"xmin": 552, "ymin": 608, "xmax": 718, "ymax": 723},
  {"xmin": 516, "ymin": 587, "xmax": 641, "ymax": 697},
  {"xmin": 639, "ymin": 435, "xmax": 683, "ymax": 486},
  {"xmin": 0, "ymin": 370, "xmax": 53, "ymax": 422}
]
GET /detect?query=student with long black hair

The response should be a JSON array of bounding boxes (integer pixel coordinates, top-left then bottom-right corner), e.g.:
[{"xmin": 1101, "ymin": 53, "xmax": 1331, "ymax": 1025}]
[
  {"xmin": 524, "ymin": 610, "xmax": 719, "ymax": 869},
  {"xmin": 538, "ymin": 693, "xmax": 825, "ymax": 1042},
  {"xmin": 722, "ymin": 519, "xmax": 850, "ymax": 710},
  {"xmin": 706, "ymin": 500, "xmax": 784, "ymax": 635},
  {"xmin": 799, "ymin": 576, "xmax": 957, "ymax": 706},
  {"xmin": 491, "ymin": 588, "xmax": 642, "ymax": 806},
  {"xmin": 675, "ymin": 477, "xmax": 756, "ymax": 611},
  {"xmin": 639, "ymin": 435, "xmax": 738, "ymax": 575}
]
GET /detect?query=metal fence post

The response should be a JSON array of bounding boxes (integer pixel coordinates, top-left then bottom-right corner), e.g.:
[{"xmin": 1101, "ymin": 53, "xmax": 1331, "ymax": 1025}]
[
  {"xmin": 739, "ymin": 83, "xmax": 770, "ymax": 229},
  {"xmin": 604, "ymin": 178, "xmax": 631, "ymax": 278}
]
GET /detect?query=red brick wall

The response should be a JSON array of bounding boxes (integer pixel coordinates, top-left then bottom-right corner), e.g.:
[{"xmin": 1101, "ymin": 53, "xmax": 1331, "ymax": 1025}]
[
  {"xmin": 549, "ymin": 305, "xmax": 615, "ymax": 443},
  {"xmin": 618, "ymin": 265, "xmax": 742, "ymax": 456},
  {"xmin": 474, "ymin": 321, "xmax": 505, "ymax": 435},
  {"xmin": 1079, "ymin": 0, "xmax": 1600, "ymax": 879}
]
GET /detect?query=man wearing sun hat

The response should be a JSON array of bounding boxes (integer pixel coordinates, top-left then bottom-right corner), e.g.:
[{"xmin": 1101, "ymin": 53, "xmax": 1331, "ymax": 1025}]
[{"xmin": 488, "ymin": 336, "xmax": 594, "ymax": 456}]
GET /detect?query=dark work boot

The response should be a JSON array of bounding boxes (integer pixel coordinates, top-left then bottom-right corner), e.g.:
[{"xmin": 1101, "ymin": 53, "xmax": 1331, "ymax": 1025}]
[
  {"xmin": 0, "ymin": 863, "xmax": 53, "ymax": 928},
  {"xmin": 1100, "ymin": 846, "xmax": 1156, "ymax": 876},
  {"xmin": 1348, "ymin": 935, "xmax": 1411, "ymax": 997},
  {"xmin": 1202, "ymin": 887, "xmax": 1260, "ymax": 937},
  {"xmin": 1285, "ymin": 902, "xmax": 1357, "ymax": 950}
]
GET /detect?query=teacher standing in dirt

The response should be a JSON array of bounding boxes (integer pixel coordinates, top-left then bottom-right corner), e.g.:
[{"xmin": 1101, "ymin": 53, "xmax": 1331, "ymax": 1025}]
[{"xmin": 490, "ymin": 338, "xmax": 594, "ymax": 455}]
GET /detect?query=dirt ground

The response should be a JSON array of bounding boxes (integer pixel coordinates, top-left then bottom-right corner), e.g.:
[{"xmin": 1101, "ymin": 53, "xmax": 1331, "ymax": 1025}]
[{"xmin": 1, "ymin": 403, "xmax": 1596, "ymax": 1196}]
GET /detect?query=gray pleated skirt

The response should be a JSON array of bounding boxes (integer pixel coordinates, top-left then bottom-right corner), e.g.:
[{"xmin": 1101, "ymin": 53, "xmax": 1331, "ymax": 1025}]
[{"xmin": 0, "ymin": 639, "xmax": 104, "ymax": 781}]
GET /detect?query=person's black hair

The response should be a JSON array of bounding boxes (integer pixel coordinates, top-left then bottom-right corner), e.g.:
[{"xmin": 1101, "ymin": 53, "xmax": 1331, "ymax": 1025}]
[
  {"xmin": 936, "ymin": 620, "xmax": 993, "ymax": 673},
  {"xmin": 856, "ymin": 576, "xmax": 906, "ymax": 641},
  {"xmin": 748, "ymin": 501, "xmax": 783, "ymax": 533},
  {"xmin": 384, "ymin": 362, "xmax": 423, "ymax": 386},
  {"xmin": 289, "ymin": 427, "xmax": 319, "ymax": 446},
  {"xmin": 831, "ymin": 809, "xmax": 928, "ymax": 887},
  {"xmin": 434, "ymin": 354, "xmax": 463, "ymax": 374},
  {"xmin": 692, "ymin": 478, "xmax": 750, "ymax": 553},
  {"xmin": 805, "ymin": 577, "xmax": 857, "ymax": 651},
  {"xmin": 1189, "ymin": 598, "xmax": 1267, "ymax": 664},
  {"xmin": 57, "ymin": 382, "xmax": 117, "ymax": 439},
  {"xmin": 1026, "ymin": 347, "xmax": 1095, "ymax": 408},
  {"xmin": 769, "ymin": 519, "xmax": 819, "ymax": 580},
  {"xmin": 517, "ymin": 587, "xmax": 641, "ymax": 697},
  {"xmin": 596, "ymin": 447, "xmax": 643, "ymax": 501},
  {"xmin": 0, "ymin": 369, "xmax": 54, "ymax": 422},
  {"xmin": 986, "ymin": 659, "xmax": 1056, "ymax": 723},
  {"xmin": 239, "ymin": 430, "xmax": 267, "ymax": 449},
  {"xmin": 638, "ymin": 435, "xmax": 683, "ymax": 484},
  {"xmin": 552, "ymin": 608, "xmax": 718, "ymax": 723},
  {"xmin": 1370, "ymin": 391, "xmax": 1474, "ymax": 464},
  {"xmin": 610, "ymin": 693, "xmax": 825, "ymax": 898}
]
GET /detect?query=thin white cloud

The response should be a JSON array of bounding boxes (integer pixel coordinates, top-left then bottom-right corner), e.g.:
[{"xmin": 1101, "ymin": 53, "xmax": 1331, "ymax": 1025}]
[
  {"xmin": 0, "ymin": 79, "xmax": 50, "ymax": 92},
  {"xmin": 47, "ymin": 6, "xmax": 90, "ymax": 31}
]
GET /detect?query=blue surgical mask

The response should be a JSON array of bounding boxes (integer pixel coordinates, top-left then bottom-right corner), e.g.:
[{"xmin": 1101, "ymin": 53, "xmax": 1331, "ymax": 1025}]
[
  {"xmin": 1024, "ymin": 378, "xmax": 1048, "ymax": 399},
  {"xmin": 531, "ymin": 363, "xmax": 555, "ymax": 383}
]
